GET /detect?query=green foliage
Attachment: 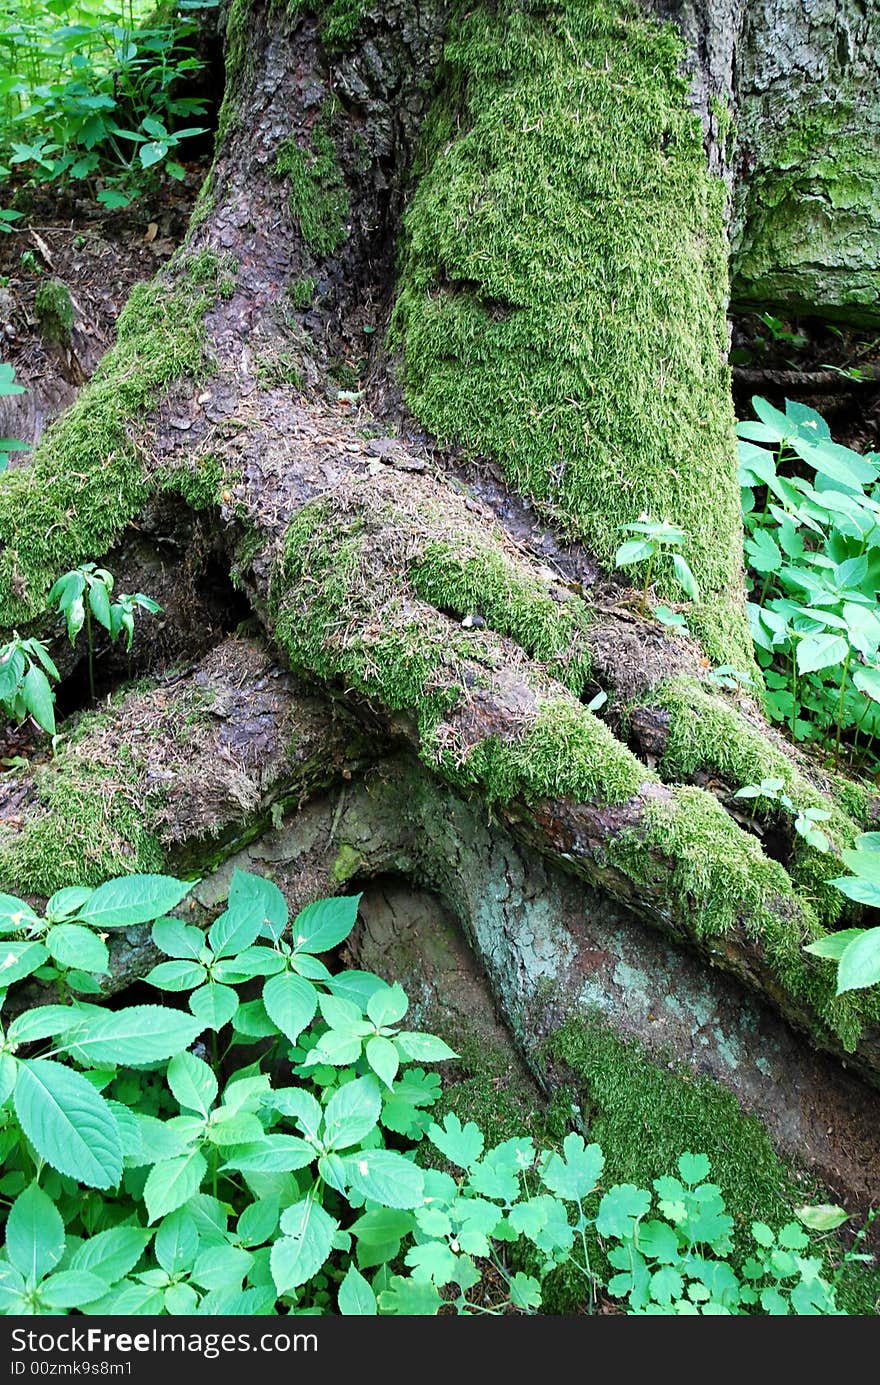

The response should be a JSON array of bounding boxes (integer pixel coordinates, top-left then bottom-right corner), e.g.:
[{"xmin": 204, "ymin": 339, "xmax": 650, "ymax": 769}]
[
  {"xmin": 806, "ymin": 831, "xmax": 880, "ymax": 994},
  {"xmin": 734, "ymin": 778, "xmax": 832, "ymax": 852},
  {"xmin": 273, "ymin": 120, "xmax": 348, "ymax": 258},
  {"xmin": 614, "ymin": 516, "xmax": 699, "ymax": 616},
  {"xmin": 0, "ymin": 631, "xmax": 59, "ymax": 733},
  {"xmin": 739, "ymin": 395, "xmax": 880, "ymax": 768},
  {"xmin": 34, "ymin": 276, "xmax": 73, "ymax": 345},
  {"xmin": 48, "ymin": 561, "xmax": 161, "ymax": 701},
  {"xmin": 0, "ymin": 869, "xmax": 865, "ymax": 1315},
  {"xmin": 0, "ymin": 0, "xmax": 217, "ymax": 208}
]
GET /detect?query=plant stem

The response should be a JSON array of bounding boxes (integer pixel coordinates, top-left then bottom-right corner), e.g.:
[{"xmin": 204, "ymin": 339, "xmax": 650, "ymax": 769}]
[
  {"xmin": 84, "ymin": 598, "xmax": 96, "ymax": 704},
  {"xmin": 833, "ymin": 648, "xmax": 852, "ymax": 770},
  {"xmin": 642, "ymin": 550, "xmax": 655, "ymax": 615}
]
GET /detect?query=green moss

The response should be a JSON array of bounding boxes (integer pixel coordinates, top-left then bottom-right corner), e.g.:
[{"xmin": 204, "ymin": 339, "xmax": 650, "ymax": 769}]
[
  {"xmin": 285, "ymin": 0, "xmax": 365, "ymax": 52},
  {"xmin": 393, "ymin": 0, "xmax": 748, "ymax": 665},
  {"xmin": 158, "ymin": 450, "xmax": 229, "ymax": 511},
  {"xmin": 543, "ymin": 1017, "xmax": 880, "ymax": 1315},
  {"xmin": 253, "ymin": 349, "xmax": 305, "ymax": 390},
  {"xmin": 411, "ymin": 539, "xmax": 592, "ymax": 691},
  {"xmin": 287, "ymin": 277, "xmax": 316, "ymax": 310},
  {"xmin": 274, "ymin": 122, "xmax": 349, "ymax": 258},
  {"xmin": 0, "ymin": 252, "xmax": 231, "ymax": 627},
  {"xmin": 34, "ymin": 277, "xmax": 73, "ymax": 347}
]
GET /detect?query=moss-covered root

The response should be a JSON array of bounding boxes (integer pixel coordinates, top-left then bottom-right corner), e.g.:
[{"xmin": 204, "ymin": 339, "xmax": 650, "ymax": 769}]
[
  {"xmin": 393, "ymin": 0, "xmax": 749, "ymax": 665},
  {"xmin": 0, "ymin": 250, "xmax": 235, "ymax": 629},
  {"xmin": 269, "ymin": 481, "xmax": 880, "ymax": 1062},
  {"xmin": 638, "ymin": 674, "xmax": 876, "ymax": 926}
]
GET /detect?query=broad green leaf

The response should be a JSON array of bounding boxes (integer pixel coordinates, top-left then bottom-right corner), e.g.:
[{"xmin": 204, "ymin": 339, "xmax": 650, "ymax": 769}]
[
  {"xmin": 840, "ymin": 848, "xmax": 880, "ymax": 882},
  {"xmin": 167, "ymin": 1051, "xmax": 218, "ymax": 1118},
  {"xmin": 14, "ymin": 1059, "xmax": 122, "ymax": 1190},
  {"xmin": 405, "ymin": 1239, "xmax": 458, "ymax": 1285},
  {"xmin": 795, "ymin": 1204, "xmax": 849, "ymax": 1232},
  {"xmin": 189, "ymin": 982, "xmax": 239, "ymax": 1030},
  {"xmin": 540, "ymin": 1134, "xmax": 604, "ymax": 1200},
  {"xmin": 828, "ymin": 876, "xmax": 880, "ymax": 908},
  {"xmin": 208, "ymin": 880, "xmax": 269, "ymax": 958},
  {"xmin": 227, "ymin": 870, "xmax": 288, "ymax": 943},
  {"xmin": 366, "ymin": 982, "xmax": 408, "ymax": 1028},
  {"xmin": 144, "ymin": 1150, "xmax": 207, "ymax": 1222},
  {"xmin": 236, "ymin": 1196, "xmax": 280, "ymax": 1248},
  {"xmin": 323, "ymin": 1074, "xmax": 381, "ymax": 1151},
  {"xmin": 262, "ymin": 971, "xmax": 317, "ymax": 1044},
  {"xmin": 427, "ymin": 1112, "xmax": 483, "ymax": 1169},
  {"xmin": 40, "ymin": 1269, "xmax": 108, "ymax": 1307},
  {"xmin": 0, "ymin": 892, "xmax": 39, "ymax": 932},
  {"xmin": 88, "ymin": 578, "xmax": 113, "ymax": 631},
  {"xmin": 270, "ymin": 1086, "xmax": 323, "ymax": 1140},
  {"xmin": 678, "ymin": 1151, "xmax": 711, "ymax": 1184},
  {"xmin": 291, "ymin": 894, "xmax": 362, "ymax": 955},
  {"xmin": 45, "ymin": 886, "xmax": 93, "ymax": 923},
  {"xmin": 854, "ymin": 666, "xmax": 880, "ymax": 703},
  {"xmin": 206, "ymin": 1110, "xmax": 265, "ymax": 1146},
  {"xmin": 154, "ymin": 1207, "xmax": 199, "ymax": 1276},
  {"xmin": 338, "ymin": 1263, "xmax": 377, "ymax": 1315},
  {"xmin": 221, "ymin": 1135, "xmax": 314, "ymax": 1173},
  {"xmin": 394, "ymin": 1030, "xmax": 458, "ymax": 1063},
  {"xmin": 342, "ymin": 1150, "xmax": 425, "ymax": 1208},
  {"xmin": 145, "ymin": 959, "xmax": 207, "ymax": 991},
  {"xmin": 595, "ymin": 1183, "xmax": 652, "ymax": 1238},
  {"xmin": 805, "ymin": 929, "xmax": 865, "ymax": 961},
  {"xmin": 22, "ymin": 663, "xmax": 56, "ymax": 733},
  {"xmin": 324, "ymin": 969, "xmax": 386, "ymax": 1009},
  {"xmin": 836, "ymin": 928, "xmax": 880, "ymax": 994},
  {"xmin": 151, "ymin": 917, "xmax": 205, "ymax": 960},
  {"xmin": 366, "ymin": 1035, "xmax": 399, "ymax": 1088},
  {"xmin": 796, "ymin": 632, "xmax": 849, "ymax": 675},
  {"xmin": 77, "ymin": 875, "xmax": 194, "ymax": 929},
  {"xmin": 378, "ymin": 1275, "xmax": 442, "ymax": 1315},
  {"xmin": 214, "ymin": 946, "xmax": 286, "ymax": 982},
  {"xmin": 671, "ymin": 552, "xmax": 699, "ymax": 601},
  {"xmin": 0, "ymin": 940, "xmax": 49, "ymax": 987},
  {"xmin": 69, "ymin": 1227, "xmax": 150, "ymax": 1282},
  {"xmin": 271, "ymin": 1198, "xmax": 337, "ymax": 1293},
  {"xmin": 6, "ymin": 1181, "xmax": 65, "ymax": 1283},
  {"xmin": 190, "ymin": 1243, "xmax": 253, "ymax": 1291},
  {"xmin": 0, "ymin": 1052, "xmax": 17, "ymax": 1105},
  {"xmin": 614, "ymin": 538, "xmax": 653, "ymax": 566},
  {"xmin": 46, "ymin": 924, "xmax": 108, "ymax": 975},
  {"xmin": 7, "ymin": 1005, "xmax": 94, "ymax": 1046},
  {"xmin": 58, "ymin": 1005, "xmax": 203, "ymax": 1066}
]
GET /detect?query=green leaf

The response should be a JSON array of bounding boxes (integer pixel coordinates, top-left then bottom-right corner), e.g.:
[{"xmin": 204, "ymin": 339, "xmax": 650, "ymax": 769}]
[
  {"xmin": 151, "ymin": 917, "xmax": 205, "ymax": 960},
  {"xmin": 76, "ymin": 875, "xmax": 194, "ymax": 929},
  {"xmin": 69, "ymin": 1227, "xmax": 149, "ymax": 1282},
  {"xmin": 323, "ymin": 1074, "xmax": 382, "ymax": 1151},
  {"xmin": 804, "ymin": 929, "xmax": 865, "ymax": 961},
  {"xmin": 509, "ymin": 1272, "xmax": 542, "ymax": 1311},
  {"xmin": 366, "ymin": 1035, "xmax": 399, "ymax": 1088},
  {"xmin": 208, "ymin": 878, "xmax": 269, "ymax": 957},
  {"xmin": 40, "ymin": 1269, "xmax": 109, "ymax": 1307},
  {"xmin": 189, "ymin": 982, "xmax": 239, "ymax": 1030},
  {"xmin": 540, "ymin": 1134, "xmax": 604, "ymax": 1200},
  {"xmin": 338, "ymin": 1263, "xmax": 377, "ymax": 1315},
  {"xmin": 678, "ymin": 1151, "xmax": 711, "ymax": 1185},
  {"xmin": 262, "ymin": 971, "xmax": 317, "ymax": 1044},
  {"xmin": 154, "ymin": 1207, "xmax": 199, "ymax": 1276},
  {"xmin": 236, "ymin": 1196, "xmax": 280, "ymax": 1248},
  {"xmin": 144, "ymin": 1150, "xmax": 208, "ymax": 1222},
  {"xmin": 836, "ymin": 928, "xmax": 880, "ymax": 994},
  {"xmin": 227, "ymin": 870, "xmax": 288, "ymax": 943},
  {"xmin": 0, "ymin": 892, "xmax": 39, "ymax": 932},
  {"xmin": 395, "ymin": 1031, "xmax": 458, "ymax": 1063},
  {"xmin": 342, "ymin": 1150, "xmax": 425, "ymax": 1208},
  {"xmin": 145, "ymin": 959, "xmax": 207, "ymax": 991},
  {"xmin": 366, "ymin": 982, "xmax": 408, "ymax": 1027},
  {"xmin": 22, "ymin": 663, "xmax": 56, "ymax": 734},
  {"xmin": 58, "ymin": 1005, "xmax": 203, "ymax": 1066},
  {"xmin": 378, "ymin": 1275, "xmax": 442, "ymax": 1315},
  {"xmin": 828, "ymin": 876, "xmax": 880, "ymax": 908},
  {"xmin": 0, "ymin": 940, "xmax": 49, "ymax": 987},
  {"xmin": 614, "ymin": 538, "xmax": 653, "ymax": 567},
  {"xmin": 795, "ymin": 1204, "xmax": 849, "ymax": 1232},
  {"xmin": 167, "ymin": 1051, "xmax": 218, "ymax": 1118},
  {"xmin": 796, "ymin": 633, "xmax": 849, "ymax": 675},
  {"xmin": 271, "ymin": 1198, "xmax": 337, "ymax": 1293},
  {"xmin": 6, "ymin": 1181, "xmax": 65, "ymax": 1283},
  {"xmin": 88, "ymin": 578, "xmax": 112, "ymax": 632},
  {"xmin": 221, "ymin": 1135, "xmax": 315, "ymax": 1173},
  {"xmin": 671, "ymin": 552, "xmax": 699, "ymax": 601},
  {"xmin": 426, "ymin": 1112, "xmax": 484, "ymax": 1169},
  {"xmin": 595, "ymin": 1184, "xmax": 651, "ymax": 1238},
  {"xmin": 291, "ymin": 894, "xmax": 362, "ymax": 954},
  {"xmin": 14, "ymin": 1059, "xmax": 122, "ymax": 1190},
  {"xmin": 854, "ymin": 666, "xmax": 880, "ymax": 704},
  {"xmin": 46, "ymin": 924, "xmax": 108, "ymax": 975}
]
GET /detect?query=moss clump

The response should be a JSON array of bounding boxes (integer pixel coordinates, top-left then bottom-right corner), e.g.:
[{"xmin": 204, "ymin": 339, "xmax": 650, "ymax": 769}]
[
  {"xmin": 253, "ymin": 349, "xmax": 304, "ymax": 390},
  {"xmin": 542, "ymin": 1017, "xmax": 880, "ymax": 1315},
  {"xmin": 158, "ymin": 450, "xmax": 229, "ymax": 512},
  {"xmin": 411, "ymin": 540, "xmax": 592, "ymax": 691},
  {"xmin": 287, "ymin": 277, "xmax": 316, "ymax": 310},
  {"xmin": 34, "ymin": 277, "xmax": 73, "ymax": 347},
  {"xmin": 393, "ymin": 0, "xmax": 748, "ymax": 665},
  {"xmin": 286, "ymin": 0, "xmax": 366, "ymax": 53},
  {"xmin": 0, "ymin": 252, "xmax": 232, "ymax": 626},
  {"xmin": 274, "ymin": 123, "xmax": 349, "ymax": 257}
]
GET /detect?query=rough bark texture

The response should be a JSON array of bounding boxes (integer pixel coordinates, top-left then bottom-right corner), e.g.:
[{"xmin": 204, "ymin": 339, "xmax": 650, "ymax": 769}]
[{"xmin": 3, "ymin": 0, "xmax": 880, "ymax": 1225}]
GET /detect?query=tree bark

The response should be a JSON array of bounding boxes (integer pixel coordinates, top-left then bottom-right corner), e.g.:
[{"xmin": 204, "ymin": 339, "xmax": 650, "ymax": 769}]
[{"xmin": 3, "ymin": 0, "xmax": 880, "ymax": 1182}]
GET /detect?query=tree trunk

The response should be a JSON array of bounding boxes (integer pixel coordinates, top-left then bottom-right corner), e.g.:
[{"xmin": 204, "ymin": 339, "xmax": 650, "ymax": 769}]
[{"xmin": 3, "ymin": 0, "xmax": 880, "ymax": 1206}]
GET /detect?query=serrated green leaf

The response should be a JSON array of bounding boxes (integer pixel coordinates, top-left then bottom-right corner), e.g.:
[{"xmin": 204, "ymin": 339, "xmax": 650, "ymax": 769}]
[
  {"xmin": 291, "ymin": 894, "xmax": 361, "ymax": 954},
  {"xmin": 323, "ymin": 1074, "xmax": 381, "ymax": 1151},
  {"xmin": 46, "ymin": 924, "xmax": 109, "ymax": 975},
  {"xmin": 14, "ymin": 1059, "xmax": 122, "ymax": 1190},
  {"xmin": 189, "ymin": 982, "xmax": 239, "ymax": 1030},
  {"xmin": 58, "ymin": 1005, "xmax": 203, "ymax": 1066},
  {"xmin": 271, "ymin": 1198, "xmax": 337, "ymax": 1293},
  {"xmin": 76, "ymin": 875, "xmax": 194, "ymax": 928},
  {"xmin": 366, "ymin": 1035, "xmax": 399, "ymax": 1088},
  {"xmin": 262, "ymin": 971, "xmax": 316, "ymax": 1044},
  {"xmin": 6, "ymin": 1181, "xmax": 65, "ymax": 1283},
  {"xmin": 342, "ymin": 1150, "xmax": 425, "ymax": 1208},
  {"xmin": 144, "ymin": 1150, "xmax": 207, "ymax": 1222},
  {"xmin": 338, "ymin": 1263, "xmax": 377, "ymax": 1315},
  {"xmin": 167, "ymin": 1051, "xmax": 218, "ymax": 1118}
]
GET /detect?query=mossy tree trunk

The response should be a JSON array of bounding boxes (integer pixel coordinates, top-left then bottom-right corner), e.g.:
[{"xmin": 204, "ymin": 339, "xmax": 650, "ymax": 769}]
[{"xmin": 3, "ymin": 0, "xmax": 880, "ymax": 1192}]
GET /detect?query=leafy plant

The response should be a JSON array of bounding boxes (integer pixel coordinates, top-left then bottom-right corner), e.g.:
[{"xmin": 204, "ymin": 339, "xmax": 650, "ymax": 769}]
[
  {"xmin": 0, "ymin": 868, "xmax": 866, "ymax": 1316},
  {"xmin": 733, "ymin": 778, "xmax": 831, "ymax": 852},
  {"xmin": 48, "ymin": 562, "xmax": 161, "ymax": 701},
  {"xmin": 614, "ymin": 517, "xmax": 699, "ymax": 616},
  {"xmin": 0, "ymin": 632, "xmax": 59, "ymax": 734},
  {"xmin": 739, "ymin": 396, "xmax": 880, "ymax": 767},
  {"xmin": 806, "ymin": 831, "xmax": 880, "ymax": 994}
]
